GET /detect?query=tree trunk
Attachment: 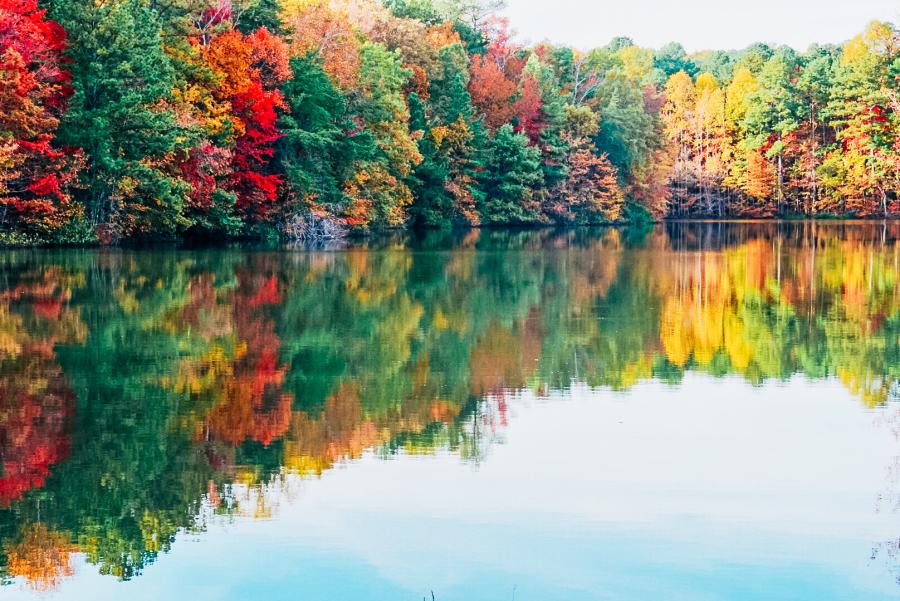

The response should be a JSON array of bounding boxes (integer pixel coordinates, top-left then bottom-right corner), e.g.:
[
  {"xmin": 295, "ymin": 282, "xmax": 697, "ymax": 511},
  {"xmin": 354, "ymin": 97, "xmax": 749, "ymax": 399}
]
[{"xmin": 777, "ymin": 153, "xmax": 784, "ymax": 214}]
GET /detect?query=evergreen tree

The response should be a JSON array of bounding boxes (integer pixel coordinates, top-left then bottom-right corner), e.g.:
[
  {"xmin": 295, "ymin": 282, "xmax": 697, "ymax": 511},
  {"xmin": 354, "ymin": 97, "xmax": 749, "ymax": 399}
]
[
  {"xmin": 654, "ymin": 42, "xmax": 698, "ymax": 81},
  {"xmin": 238, "ymin": 0, "xmax": 282, "ymax": 34},
  {"xmin": 277, "ymin": 54, "xmax": 374, "ymax": 216},
  {"xmin": 49, "ymin": 0, "xmax": 189, "ymax": 238},
  {"xmin": 409, "ymin": 43, "xmax": 484, "ymax": 227},
  {"xmin": 407, "ymin": 91, "xmax": 454, "ymax": 227},
  {"xmin": 593, "ymin": 72, "xmax": 655, "ymax": 177},
  {"xmin": 479, "ymin": 124, "xmax": 542, "ymax": 224}
]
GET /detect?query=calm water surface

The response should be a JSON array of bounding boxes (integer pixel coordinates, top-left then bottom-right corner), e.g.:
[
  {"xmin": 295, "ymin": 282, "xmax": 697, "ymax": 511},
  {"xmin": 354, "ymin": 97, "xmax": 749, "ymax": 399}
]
[{"xmin": 1, "ymin": 222, "xmax": 899, "ymax": 600}]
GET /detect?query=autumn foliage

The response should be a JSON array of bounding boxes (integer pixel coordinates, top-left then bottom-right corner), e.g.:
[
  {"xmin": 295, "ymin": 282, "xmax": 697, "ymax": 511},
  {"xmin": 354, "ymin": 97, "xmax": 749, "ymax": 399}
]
[
  {"xmin": 0, "ymin": 1, "xmax": 899, "ymax": 244},
  {"xmin": 0, "ymin": 0, "xmax": 81, "ymax": 234},
  {"xmin": 469, "ymin": 54, "xmax": 516, "ymax": 129},
  {"xmin": 203, "ymin": 28, "xmax": 290, "ymax": 220}
]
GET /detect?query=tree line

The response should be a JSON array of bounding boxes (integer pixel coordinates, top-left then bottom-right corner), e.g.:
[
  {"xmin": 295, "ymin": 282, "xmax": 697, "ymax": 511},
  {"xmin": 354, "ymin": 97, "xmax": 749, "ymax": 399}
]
[{"xmin": 1, "ymin": 0, "xmax": 899, "ymax": 243}]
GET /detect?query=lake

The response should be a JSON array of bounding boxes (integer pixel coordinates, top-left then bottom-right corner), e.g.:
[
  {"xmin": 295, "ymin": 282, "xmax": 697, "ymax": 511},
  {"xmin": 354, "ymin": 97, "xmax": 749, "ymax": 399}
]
[{"xmin": 0, "ymin": 221, "xmax": 898, "ymax": 600}]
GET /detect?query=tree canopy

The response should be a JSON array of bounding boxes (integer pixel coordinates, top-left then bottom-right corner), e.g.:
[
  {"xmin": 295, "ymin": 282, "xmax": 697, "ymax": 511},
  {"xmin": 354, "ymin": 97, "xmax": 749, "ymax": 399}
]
[{"xmin": 0, "ymin": 1, "xmax": 899, "ymax": 244}]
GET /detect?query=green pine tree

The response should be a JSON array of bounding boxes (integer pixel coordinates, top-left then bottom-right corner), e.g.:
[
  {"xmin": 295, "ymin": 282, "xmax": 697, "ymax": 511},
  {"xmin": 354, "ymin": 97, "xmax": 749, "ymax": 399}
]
[
  {"xmin": 50, "ymin": 0, "xmax": 190, "ymax": 237},
  {"xmin": 479, "ymin": 124, "xmax": 543, "ymax": 224},
  {"xmin": 277, "ymin": 54, "xmax": 375, "ymax": 215}
]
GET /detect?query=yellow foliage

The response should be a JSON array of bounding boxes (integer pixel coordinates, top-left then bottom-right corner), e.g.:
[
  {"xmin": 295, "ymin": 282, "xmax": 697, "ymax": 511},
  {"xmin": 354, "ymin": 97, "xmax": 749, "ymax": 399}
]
[
  {"xmin": 432, "ymin": 308, "xmax": 450, "ymax": 330},
  {"xmin": 842, "ymin": 35, "xmax": 869, "ymax": 64},
  {"xmin": 724, "ymin": 68, "xmax": 757, "ymax": 129},
  {"xmin": 695, "ymin": 72, "xmax": 719, "ymax": 92},
  {"xmin": 5, "ymin": 524, "xmax": 75, "ymax": 592}
]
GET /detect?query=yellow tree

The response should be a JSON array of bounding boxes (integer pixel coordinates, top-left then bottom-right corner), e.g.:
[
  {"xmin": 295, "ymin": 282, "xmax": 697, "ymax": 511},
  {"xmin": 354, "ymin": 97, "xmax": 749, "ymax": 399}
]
[
  {"xmin": 661, "ymin": 71, "xmax": 696, "ymax": 215},
  {"xmin": 693, "ymin": 73, "xmax": 728, "ymax": 214},
  {"xmin": 723, "ymin": 68, "xmax": 774, "ymax": 214}
]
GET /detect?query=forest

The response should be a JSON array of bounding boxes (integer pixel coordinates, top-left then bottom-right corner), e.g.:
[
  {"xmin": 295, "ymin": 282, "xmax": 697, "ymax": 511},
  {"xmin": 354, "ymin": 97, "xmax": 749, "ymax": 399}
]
[{"xmin": 1, "ymin": 0, "xmax": 899, "ymax": 244}]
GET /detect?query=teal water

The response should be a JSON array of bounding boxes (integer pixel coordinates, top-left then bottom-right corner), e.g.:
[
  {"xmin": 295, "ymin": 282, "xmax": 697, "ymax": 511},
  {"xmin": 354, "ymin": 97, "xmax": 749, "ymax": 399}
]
[{"xmin": 0, "ymin": 222, "xmax": 898, "ymax": 599}]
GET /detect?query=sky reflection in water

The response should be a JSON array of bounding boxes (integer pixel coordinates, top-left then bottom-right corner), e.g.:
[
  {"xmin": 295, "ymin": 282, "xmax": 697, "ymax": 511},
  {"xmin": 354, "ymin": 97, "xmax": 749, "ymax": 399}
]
[{"xmin": 0, "ymin": 222, "xmax": 899, "ymax": 600}]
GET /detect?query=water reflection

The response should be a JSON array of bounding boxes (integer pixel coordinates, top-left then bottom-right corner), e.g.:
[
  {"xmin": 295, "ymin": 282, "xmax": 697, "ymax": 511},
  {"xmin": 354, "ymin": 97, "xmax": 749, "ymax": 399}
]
[{"xmin": 0, "ymin": 222, "xmax": 898, "ymax": 593}]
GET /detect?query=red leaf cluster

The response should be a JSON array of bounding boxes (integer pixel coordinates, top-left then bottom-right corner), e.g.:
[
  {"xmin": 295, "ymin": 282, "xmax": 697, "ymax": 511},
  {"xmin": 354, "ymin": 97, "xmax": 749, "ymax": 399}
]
[{"xmin": 0, "ymin": 0, "xmax": 81, "ymax": 230}]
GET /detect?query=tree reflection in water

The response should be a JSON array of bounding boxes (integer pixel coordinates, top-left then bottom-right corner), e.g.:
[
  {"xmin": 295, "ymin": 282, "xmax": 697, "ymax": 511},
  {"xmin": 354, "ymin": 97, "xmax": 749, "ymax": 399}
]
[{"xmin": 0, "ymin": 222, "xmax": 898, "ymax": 589}]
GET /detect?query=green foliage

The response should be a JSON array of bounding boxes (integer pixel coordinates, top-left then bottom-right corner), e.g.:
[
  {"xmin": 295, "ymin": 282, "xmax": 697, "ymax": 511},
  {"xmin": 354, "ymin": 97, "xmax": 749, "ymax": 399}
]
[
  {"xmin": 430, "ymin": 44, "xmax": 475, "ymax": 123},
  {"xmin": 606, "ymin": 36, "xmax": 635, "ymax": 52},
  {"xmin": 742, "ymin": 54, "xmax": 802, "ymax": 147},
  {"xmin": 238, "ymin": 0, "xmax": 283, "ymax": 33},
  {"xmin": 407, "ymin": 43, "xmax": 484, "ymax": 227},
  {"xmin": 277, "ymin": 54, "xmax": 374, "ymax": 213},
  {"xmin": 654, "ymin": 42, "xmax": 698, "ymax": 81},
  {"xmin": 691, "ymin": 49, "xmax": 734, "ymax": 83},
  {"xmin": 383, "ymin": 0, "xmax": 444, "ymax": 25},
  {"xmin": 406, "ymin": 92, "xmax": 453, "ymax": 227},
  {"xmin": 593, "ymin": 72, "xmax": 654, "ymax": 175},
  {"xmin": 49, "ymin": 0, "xmax": 188, "ymax": 234},
  {"xmin": 479, "ymin": 124, "xmax": 543, "ymax": 224}
]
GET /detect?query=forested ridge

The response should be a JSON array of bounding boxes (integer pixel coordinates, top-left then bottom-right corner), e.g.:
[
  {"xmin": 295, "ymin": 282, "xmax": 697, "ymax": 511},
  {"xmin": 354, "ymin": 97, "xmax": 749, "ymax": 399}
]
[{"xmin": 1, "ymin": 0, "xmax": 899, "ymax": 244}]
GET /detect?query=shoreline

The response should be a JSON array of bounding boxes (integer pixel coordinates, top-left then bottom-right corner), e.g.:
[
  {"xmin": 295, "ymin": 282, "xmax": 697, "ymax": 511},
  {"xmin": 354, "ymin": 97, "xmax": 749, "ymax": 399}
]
[{"xmin": 3, "ymin": 217, "xmax": 900, "ymax": 250}]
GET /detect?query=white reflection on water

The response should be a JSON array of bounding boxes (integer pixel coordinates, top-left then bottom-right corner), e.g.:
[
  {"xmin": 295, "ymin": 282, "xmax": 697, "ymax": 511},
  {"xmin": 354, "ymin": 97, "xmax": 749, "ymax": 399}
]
[{"xmin": 9, "ymin": 375, "xmax": 900, "ymax": 600}]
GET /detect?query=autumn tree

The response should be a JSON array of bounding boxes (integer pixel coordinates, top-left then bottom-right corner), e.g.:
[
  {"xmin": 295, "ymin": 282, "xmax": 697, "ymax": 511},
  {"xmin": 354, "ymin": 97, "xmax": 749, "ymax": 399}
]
[
  {"xmin": 0, "ymin": 0, "xmax": 82, "ymax": 236},
  {"xmin": 741, "ymin": 51, "xmax": 802, "ymax": 212},
  {"xmin": 203, "ymin": 27, "xmax": 290, "ymax": 221},
  {"xmin": 280, "ymin": 0, "xmax": 361, "ymax": 89},
  {"xmin": 551, "ymin": 105, "xmax": 623, "ymax": 223},
  {"xmin": 820, "ymin": 21, "xmax": 900, "ymax": 216},
  {"xmin": 408, "ymin": 43, "xmax": 484, "ymax": 227},
  {"xmin": 468, "ymin": 53, "xmax": 516, "ymax": 128}
]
